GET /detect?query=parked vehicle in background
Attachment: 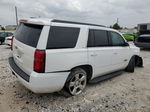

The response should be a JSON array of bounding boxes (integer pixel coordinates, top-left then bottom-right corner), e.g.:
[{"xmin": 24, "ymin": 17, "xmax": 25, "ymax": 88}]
[
  {"xmin": 134, "ymin": 23, "xmax": 150, "ymax": 48},
  {"xmin": 9, "ymin": 18, "xmax": 143, "ymax": 96},
  {"xmin": 5, "ymin": 36, "xmax": 13, "ymax": 46},
  {"xmin": 0, "ymin": 32, "xmax": 13, "ymax": 44},
  {"xmin": 134, "ymin": 34, "xmax": 150, "ymax": 48}
]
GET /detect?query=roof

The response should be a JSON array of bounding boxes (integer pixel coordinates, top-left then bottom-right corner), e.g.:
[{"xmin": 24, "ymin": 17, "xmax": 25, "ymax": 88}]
[
  {"xmin": 52, "ymin": 19, "xmax": 105, "ymax": 27},
  {"xmin": 19, "ymin": 18, "xmax": 105, "ymax": 27},
  {"xmin": 19, "ymin": 18, "xmax": 52, "ymax": 25},
  {"xmin": 140, "ymin": 34, "xmax": 150, "ymax": 37},
  {"xmin": 138, "ymin": 23, "xmax": 150, "ymax": 25}
]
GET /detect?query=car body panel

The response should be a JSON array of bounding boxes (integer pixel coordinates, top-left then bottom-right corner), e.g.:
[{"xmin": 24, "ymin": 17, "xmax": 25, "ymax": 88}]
[
  {"xmin": 12, "ymin": 39, "xmax": 36, "ymax": 75},
  {"xmin": 9, "ymin": 18, "xmax": 141, "ymax": 93}
]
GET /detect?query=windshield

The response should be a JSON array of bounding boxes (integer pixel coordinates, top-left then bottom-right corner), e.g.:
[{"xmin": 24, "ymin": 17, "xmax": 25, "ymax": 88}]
[{"xmin": 15, "ymin": 23, "xmax": 43, "ymax": 48}]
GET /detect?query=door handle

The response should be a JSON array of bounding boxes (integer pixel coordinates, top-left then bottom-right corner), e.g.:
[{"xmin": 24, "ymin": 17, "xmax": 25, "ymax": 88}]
[
  {"xmin": 113, "ymin": 53, "xmax": 118, "ymax": 55},
  {"xmin": 91, "ymin": 54, "xmax": 97, "ymax": 56},
  {"xmin": 124, "ymin": 59, "xmax": 128, "ymax": 62}
]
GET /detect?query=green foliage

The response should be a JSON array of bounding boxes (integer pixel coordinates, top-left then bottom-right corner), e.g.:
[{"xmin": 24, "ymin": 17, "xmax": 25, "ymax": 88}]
[
  {"xmin": 1, "ymin": 27, "xmax": 5, "ymax": 31},
  {"xmin": 112, "ymin": 23, "xmax": 122, "ymax": 30},
  {"xmin": 109, "ymin": 25, "xmax": 113, "ymax": 28},
  {"xmin": 122, "ymin": 34, "xmax": 135, "ymax": 41},
  {"xmin": 133, "ymin": 32, "xmax": 138, "ymax": 37}
]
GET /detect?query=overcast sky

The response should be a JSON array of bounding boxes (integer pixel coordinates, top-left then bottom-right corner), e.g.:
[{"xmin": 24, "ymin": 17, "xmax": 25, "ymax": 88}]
[{"xmin": 0, "ymin": 0, "xmax": 150, "ymax": 27}]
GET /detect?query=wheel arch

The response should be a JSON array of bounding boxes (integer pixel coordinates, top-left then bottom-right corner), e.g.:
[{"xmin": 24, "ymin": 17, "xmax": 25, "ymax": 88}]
[
  {"xmin": 71, "ymin": 64, "xmax": 93, "ymax": 81},
  {"xmin": 134, "ymin": 55, "xmax": 143, "ymax": 67}
]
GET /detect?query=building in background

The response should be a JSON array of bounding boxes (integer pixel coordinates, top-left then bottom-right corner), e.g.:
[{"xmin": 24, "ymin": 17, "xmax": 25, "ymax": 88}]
[
  {"xmin": 138, "ymin": 23, "xmax": 150, "ymax": 35},
  {"xmin": 119, "ymin": 28, "xmax": 137, "ymax": 34}
]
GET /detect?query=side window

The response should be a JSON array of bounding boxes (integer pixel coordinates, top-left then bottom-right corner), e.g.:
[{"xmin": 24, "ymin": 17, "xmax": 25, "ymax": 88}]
[
  {"xmin": 94, "ymin": 30, "xmax": 109, "ymax": 46},
  {"xmin": 110, "ymin": 32, "xmax": 125, "ymax": 46},
  {"xmin": 87, "ymin": 30, "xmax": 94, "ymax": 47},
  {"xmin": 87, "ymin": 29, "xmax": 109, "ymax": 47},
  {"xmin": 47, "ymin": 26, "xmax": 80, "ymax": 49}
]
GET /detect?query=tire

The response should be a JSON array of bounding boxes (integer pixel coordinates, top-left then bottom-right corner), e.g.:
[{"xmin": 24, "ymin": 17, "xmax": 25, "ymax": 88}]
[
  {"xmin": 0, "ymin": 41, "xmax": 2, "ymax": 45},
  {"xmin": 135, "ymin": 56, "xmax": 143, "ymax": 67},
  {"xmin": 61, "ymin": 68, "xmax": 87, "ymax": 97},
  {"xmin": 126, "ymin": 56, "xmax": 135, "ymax": 73}
]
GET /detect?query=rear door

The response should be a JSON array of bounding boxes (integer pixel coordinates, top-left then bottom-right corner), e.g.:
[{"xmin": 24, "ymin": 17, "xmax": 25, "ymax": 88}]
[
  {"xmin": 88, "ymin": 29, "xmax": 113, "ymax": 78},
  {"xmin": 13, "ymin": 23, "xmax": 43, "ymax": 75},
  {"xmin": 45, "ymin": 26, "xmax": 85, "ymax": 72}
]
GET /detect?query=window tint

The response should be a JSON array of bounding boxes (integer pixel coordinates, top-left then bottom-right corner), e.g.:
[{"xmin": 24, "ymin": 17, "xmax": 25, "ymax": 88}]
[
  {"xmin": 94, "ymin": 30, "xmax": 109, "ymax": 46},
  {"xmin": 15, "ymin": 23, "xmax": 43, "ymax": 48},
  {"xmin": 87, "ymin": 30, "xmax": 94, "ymax": 47},
  {"xmin": 110, "ymin": 32, "xmax": 125, "ymax": 46},
  {"xmin": 140, "ymin": 25, "xmax": 147, "ymax": 30},
  {"xmin": 47, "ymin": 26, "xmax": 80, "ymax": 49},
  {"xmin": 87, "ymin": 29, "xmax": 109, "ymax": 47}
]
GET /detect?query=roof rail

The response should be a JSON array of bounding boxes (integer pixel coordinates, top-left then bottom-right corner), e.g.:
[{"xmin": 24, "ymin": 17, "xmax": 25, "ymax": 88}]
[{"xmin": 52, "ymin": 19, "xmax": 105, "ymax": 27}]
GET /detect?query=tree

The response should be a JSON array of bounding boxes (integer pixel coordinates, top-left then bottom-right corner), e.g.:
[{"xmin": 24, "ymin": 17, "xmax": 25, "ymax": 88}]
[
  {"xmin": 109, "ymin": 25, "xmax": 113, "ymax": 28},
  {"xmin": 112, "ymin": 23, "xmax": 122, "ymax": 30},
  {"xmin": 1, "ymin": 26, "xmax": 5, "ymax": 32}
]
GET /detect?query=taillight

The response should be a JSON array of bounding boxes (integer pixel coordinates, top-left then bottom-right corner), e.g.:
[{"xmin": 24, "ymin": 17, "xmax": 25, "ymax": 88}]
[
  {"xmin": 11, "ymin": 36, "xmax": 14, "ymax": 50},
  {"xmin": 34, "ymin": 50, "xmax": 45, "ymax": 73},
  {"xmin": 19, "ymin": 19, "xmax": 28, "ymax": 23},
  {"xmin": 7, "ymin": 38, "xmax": 12, "ymax": 40}
]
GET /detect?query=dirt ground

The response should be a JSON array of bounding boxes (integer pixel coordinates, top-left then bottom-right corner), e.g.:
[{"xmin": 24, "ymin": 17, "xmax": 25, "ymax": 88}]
[{"xmin": 0, "ymin": 44, "xmax": 150, "ymax": 112}]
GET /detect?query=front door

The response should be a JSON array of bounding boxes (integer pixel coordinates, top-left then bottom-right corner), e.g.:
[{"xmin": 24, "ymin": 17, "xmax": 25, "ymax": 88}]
[{"xmin": 109, "ymin": 31, "xmax": 130, "ymax": 70}]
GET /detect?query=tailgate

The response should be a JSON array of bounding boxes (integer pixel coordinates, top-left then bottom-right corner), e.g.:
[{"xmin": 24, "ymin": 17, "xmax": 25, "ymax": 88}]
[
  {"xmin": 13, "ymin": 39, "xmax": 35, "ymax": 75},
  {"xmin": 12, "ymin": 23, "xmax": 43, "ymax": 75}
]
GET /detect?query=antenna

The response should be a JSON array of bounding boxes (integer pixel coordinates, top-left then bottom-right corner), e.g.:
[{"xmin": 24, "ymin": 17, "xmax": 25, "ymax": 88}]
[
  {"xmin": 117, "ymin": 18, "xmax": 119, "ymax": 24},
  {"xmin": 15, "ymin": 6, "xmax": 18, "ymax": 26}
]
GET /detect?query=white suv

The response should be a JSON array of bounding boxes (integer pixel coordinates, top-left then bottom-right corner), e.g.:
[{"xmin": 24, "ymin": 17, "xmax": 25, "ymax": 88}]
[{"xmin": 9, "ymin": 18, "xmax": 143, "ymax": 96}]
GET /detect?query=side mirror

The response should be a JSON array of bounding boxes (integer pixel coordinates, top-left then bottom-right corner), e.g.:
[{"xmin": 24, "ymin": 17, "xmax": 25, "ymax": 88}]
[{"xmin": 124, "ymin": 42, "xmax": 129, "ymax": 46}]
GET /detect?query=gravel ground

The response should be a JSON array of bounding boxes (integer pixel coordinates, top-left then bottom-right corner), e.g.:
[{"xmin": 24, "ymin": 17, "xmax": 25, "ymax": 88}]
[{"xmin": 0, "ymin": 44, "xmax": 150, "ymax": 112}]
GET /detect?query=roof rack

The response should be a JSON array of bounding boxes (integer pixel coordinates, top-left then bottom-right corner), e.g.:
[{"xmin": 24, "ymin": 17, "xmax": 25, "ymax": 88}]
[{"xmin": 52, "ymin": 19, "xmax": 105, "ymax": 27}]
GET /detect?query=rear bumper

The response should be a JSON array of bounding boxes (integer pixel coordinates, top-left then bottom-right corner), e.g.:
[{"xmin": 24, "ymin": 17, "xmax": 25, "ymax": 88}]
[
  {"xmin": 9, "ymin": 57, "xmax": 30, "ymax": 82},
  {"xmin": 8, "ymin": 57, "xmax": 70, "ymax": 93},
  {"xmin": 5, "ymin": 40, "xmax": 11, "ymax": 46},
  {"xmin": 134, "ymin": 42, "xmax": 150, "ymax": 48}
]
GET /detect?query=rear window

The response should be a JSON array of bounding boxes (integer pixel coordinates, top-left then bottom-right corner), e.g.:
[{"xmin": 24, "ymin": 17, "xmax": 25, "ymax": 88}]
[
  {"xmin": 15, "ymin": 23, "xmax": 43, "ymax": 48},
  {"xmin": 47, "ymin": 26, "xmax": 80, "ymax": 49}
]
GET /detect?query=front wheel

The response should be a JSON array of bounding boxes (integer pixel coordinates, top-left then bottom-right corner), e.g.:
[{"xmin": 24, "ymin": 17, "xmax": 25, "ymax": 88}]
[{"xmin": 63, "ymin": 68, "xmax": 87, "ymax": 96}]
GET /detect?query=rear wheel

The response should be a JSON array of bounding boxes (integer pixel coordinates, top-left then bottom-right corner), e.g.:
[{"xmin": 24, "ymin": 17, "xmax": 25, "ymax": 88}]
[
  {"xmin": 62, "ymin": 68, "xmax": 87, "ymax": 96},
  {"xmin": 126, "ymin": 56, "xmax": 135, "ymax": 73}
]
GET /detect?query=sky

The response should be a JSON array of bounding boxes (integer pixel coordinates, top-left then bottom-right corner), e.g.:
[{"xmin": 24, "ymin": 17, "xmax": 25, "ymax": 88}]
[{"xmin": 0, "ymin": 0, "xmax": 150, "ymax": 27}]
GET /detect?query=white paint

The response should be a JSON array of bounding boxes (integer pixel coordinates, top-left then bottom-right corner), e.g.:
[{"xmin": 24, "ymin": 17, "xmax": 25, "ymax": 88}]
[{"xmin": 9, "ymin": 18, "xmax": 140, "ymax": 93}]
